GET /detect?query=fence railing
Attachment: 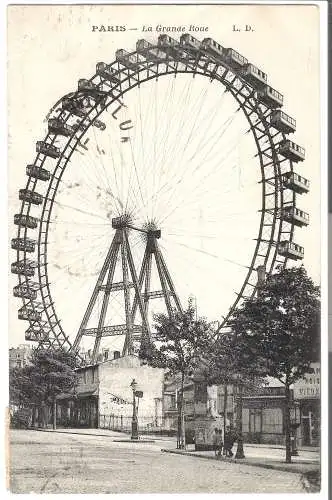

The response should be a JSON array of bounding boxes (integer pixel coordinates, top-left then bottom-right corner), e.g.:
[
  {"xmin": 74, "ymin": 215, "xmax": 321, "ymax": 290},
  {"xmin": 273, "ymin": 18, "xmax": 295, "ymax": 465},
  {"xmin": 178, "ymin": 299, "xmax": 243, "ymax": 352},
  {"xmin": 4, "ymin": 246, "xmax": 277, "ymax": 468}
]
[{"xmin": 99, "ymin": 414, "xmax": 177, "ymax": 435}]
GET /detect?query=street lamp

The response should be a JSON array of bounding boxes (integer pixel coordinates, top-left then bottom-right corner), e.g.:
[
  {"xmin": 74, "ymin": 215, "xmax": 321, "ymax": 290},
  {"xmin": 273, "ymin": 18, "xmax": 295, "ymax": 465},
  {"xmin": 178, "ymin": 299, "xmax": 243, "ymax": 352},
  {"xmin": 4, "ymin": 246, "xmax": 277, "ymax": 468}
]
[
  {"xmin": 130, "ymin": 378, "xmax": 139, "ymax": 440},
  {"xmin": 290, "ymin": 401, "xmax": 301, "ymax": 456}
]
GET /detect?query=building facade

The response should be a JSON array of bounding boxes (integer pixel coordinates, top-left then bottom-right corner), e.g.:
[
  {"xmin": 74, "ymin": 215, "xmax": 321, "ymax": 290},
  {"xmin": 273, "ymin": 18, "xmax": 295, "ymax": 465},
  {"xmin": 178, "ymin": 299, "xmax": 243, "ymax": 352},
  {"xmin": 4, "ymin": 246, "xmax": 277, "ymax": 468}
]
[
  {"xmin": 161, "ymin": 366, "xmax": 320, "ymax": 448},
  {"xmin": 57, "ymin": 353, "xmax": 165, "ymax": 432},
  {"xmin": 56, "ymin": 352, "xmax": 319, "ymax": 446},
  {"xmin": 9, "ymin": 344, "xmax": 33, "ymax": 369},
  {"xmin": 163, "ymin": 375, "xmax": 225, "ymax": 447}
]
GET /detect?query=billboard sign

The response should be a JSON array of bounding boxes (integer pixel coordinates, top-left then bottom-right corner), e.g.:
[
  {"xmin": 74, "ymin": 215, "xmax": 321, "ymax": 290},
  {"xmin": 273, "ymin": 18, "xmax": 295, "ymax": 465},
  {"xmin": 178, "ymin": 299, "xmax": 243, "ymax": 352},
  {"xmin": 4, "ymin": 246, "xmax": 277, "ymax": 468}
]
[{"xmin": 293, "ymin": 363, "xmax": 320, "ymax": 399}]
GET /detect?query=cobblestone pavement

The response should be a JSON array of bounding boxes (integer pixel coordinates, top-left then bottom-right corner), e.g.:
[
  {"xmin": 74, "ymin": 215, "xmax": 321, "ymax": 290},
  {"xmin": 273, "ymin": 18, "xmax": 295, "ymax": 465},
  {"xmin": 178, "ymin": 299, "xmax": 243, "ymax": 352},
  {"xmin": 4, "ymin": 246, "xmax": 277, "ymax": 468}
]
[{"xmin": 8, "ymin": 430, "xmax": 307, "ymax": 494}]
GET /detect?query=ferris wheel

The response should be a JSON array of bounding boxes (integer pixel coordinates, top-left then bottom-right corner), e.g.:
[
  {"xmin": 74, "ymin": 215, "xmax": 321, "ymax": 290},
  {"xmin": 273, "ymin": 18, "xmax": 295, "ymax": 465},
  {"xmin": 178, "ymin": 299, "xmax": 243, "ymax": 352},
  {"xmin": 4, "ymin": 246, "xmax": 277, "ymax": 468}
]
[{"xmin": 11, "ymin": 33, "xmax": 310, "ymax": 363}]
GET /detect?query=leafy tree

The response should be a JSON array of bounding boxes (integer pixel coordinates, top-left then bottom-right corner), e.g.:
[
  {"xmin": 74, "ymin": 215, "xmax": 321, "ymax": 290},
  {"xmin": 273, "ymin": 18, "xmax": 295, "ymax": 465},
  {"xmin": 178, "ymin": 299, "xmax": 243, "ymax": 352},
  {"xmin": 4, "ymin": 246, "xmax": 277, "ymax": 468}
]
[
  {"xmin": 9, "ymin": 348, "xmax": 78, "ymax": 429},
  {"xmin": 9, "ymin": 365, "xmax": 36, "ymax": 407},
  {"xmin": 230, "ymin": 266, "xmax": 320, "ymax": 463},
  {"xmin": 140, "ymin": 305, "xmax": 213, "ymax": 449}
]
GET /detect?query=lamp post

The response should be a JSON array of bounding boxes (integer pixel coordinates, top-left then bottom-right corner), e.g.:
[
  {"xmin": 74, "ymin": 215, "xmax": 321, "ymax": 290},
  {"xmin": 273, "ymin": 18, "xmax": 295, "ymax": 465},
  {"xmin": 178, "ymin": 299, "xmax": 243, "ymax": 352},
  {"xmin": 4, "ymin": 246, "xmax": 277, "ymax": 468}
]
[
  {"xmin": 130, "ymin": 379, "xmax": 139, "ymax": 440},
  {"xmin": 290, "ymin": 401, "xmax": 301, "ymax": 456},
  {"xmin": 234, "ymin": 382, "xmax": 245, "ymax": 459}
]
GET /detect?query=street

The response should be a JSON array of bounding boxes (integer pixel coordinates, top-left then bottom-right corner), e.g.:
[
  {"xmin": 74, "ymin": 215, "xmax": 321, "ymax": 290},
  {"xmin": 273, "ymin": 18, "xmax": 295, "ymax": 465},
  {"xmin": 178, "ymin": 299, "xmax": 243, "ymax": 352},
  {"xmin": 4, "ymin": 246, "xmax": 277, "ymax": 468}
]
[{"xmin": 9, "ymin": 430, "xmax": 308, "ymax": 494}]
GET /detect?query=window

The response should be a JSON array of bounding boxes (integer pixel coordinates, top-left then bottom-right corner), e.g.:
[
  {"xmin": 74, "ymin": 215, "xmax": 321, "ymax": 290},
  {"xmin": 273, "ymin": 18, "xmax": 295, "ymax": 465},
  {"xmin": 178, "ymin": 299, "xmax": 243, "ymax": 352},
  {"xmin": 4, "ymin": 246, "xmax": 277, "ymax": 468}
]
[
  {"xmin": 249, "ymin": 408, "xmax": 262, "ymax": 433},
  {"xmin": 262, "ymin": 408, "xmax": 283, "ymax": 434}
]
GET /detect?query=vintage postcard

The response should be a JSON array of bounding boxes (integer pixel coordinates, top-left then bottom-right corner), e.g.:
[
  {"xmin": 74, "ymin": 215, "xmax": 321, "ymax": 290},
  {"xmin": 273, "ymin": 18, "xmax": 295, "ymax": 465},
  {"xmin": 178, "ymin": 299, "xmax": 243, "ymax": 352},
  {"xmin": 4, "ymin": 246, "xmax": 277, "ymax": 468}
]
[{"xmin": 6, "ymin": 2, "xmax": 327, "ymax": 497}]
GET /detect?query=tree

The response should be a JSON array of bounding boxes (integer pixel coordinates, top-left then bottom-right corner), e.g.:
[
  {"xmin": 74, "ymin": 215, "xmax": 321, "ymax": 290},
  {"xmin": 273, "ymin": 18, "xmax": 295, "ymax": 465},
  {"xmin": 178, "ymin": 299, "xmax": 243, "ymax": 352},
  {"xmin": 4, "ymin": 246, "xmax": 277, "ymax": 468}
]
[
  {"xmin": 140, "ymin": 306, "xmax": 213, "ymax": 449},
  {"xmin": 230, "ymin": 266, "xmax": 320, "ymax": 463},
  {"xmin": 9, "ymin": 348, "xmax": 79, "ymax": 429}
]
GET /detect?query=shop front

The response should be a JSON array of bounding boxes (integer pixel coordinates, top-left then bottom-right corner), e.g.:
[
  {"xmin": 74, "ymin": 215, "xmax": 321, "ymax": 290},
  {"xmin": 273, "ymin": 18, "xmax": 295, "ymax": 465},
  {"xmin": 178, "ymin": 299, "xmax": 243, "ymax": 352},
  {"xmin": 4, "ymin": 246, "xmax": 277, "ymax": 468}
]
[{"xmin": 293, "ymin": 363, "xmax": 320, "ymax": 447}]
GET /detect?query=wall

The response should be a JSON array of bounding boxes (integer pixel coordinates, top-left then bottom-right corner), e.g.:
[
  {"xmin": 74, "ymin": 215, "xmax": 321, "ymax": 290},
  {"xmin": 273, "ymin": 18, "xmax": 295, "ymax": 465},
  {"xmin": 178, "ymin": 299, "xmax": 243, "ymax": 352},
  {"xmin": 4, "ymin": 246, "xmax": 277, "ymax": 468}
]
[
  {"xmin": 98, "ymin": 355, "xmax": 164, "ymax": 421},
  {"xmin": 242, "ymin": 404, "xmax": 285, "ymax": 445},
  {"xmin": 75, "ymin": 365, "xmax": 99, "ymax": 394}
]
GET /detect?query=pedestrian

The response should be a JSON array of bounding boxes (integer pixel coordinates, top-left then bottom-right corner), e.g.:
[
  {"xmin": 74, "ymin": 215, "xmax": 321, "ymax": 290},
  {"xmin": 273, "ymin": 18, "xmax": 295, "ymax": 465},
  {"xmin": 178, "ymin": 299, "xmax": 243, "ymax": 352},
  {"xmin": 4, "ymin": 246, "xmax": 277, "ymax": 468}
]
[
  {"xmin": 217, "ymin": 429, "xmax": 223, "ymax": 458},
  {"xmin": 213, "ymin": 427, "xmax": 219, "ymax": 457},
  {"xmin": 224, "ymin": 426, "xmax": 234, "ymax": 457}
]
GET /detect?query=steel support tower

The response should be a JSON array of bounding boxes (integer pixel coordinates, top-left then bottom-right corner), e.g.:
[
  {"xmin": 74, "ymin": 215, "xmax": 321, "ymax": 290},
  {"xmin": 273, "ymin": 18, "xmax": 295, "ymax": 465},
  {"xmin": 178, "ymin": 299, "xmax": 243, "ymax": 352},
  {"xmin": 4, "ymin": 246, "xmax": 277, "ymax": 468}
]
[{"xmin": 72, "ymin": 215, "xmax": 183, "ymax": 363}]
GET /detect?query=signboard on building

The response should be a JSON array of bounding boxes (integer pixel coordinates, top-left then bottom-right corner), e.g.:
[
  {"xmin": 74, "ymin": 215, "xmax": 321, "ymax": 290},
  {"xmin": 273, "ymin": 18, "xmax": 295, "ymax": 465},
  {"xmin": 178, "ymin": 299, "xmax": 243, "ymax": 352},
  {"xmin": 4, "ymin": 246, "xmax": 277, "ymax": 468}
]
[{"xmin": 293, "ymin": 363, "xmax": 320, "ymax": 399}]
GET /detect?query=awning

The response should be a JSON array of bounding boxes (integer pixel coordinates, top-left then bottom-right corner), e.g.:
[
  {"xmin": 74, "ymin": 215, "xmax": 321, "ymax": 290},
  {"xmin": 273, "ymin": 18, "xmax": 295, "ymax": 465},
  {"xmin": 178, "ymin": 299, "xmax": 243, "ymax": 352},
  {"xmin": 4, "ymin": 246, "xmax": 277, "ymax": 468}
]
[
  {"xmin": 77, "ymin": 389, "xmax": 98, "ymax": 399},
  {"xmin": 56, "ymin": 392, "xmax": 75, "ymax": 401},
  {"xmin": 56, "ymin": 389, "xmax": 98, "ymax": 400}
]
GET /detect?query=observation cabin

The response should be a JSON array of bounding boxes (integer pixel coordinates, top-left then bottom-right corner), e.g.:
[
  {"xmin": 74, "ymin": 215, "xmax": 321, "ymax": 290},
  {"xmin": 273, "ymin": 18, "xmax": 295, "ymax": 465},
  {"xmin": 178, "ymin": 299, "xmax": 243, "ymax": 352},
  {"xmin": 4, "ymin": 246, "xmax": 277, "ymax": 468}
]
[
  {"xmin": 19, "ymin": 189, "xmax": 43, "ymax": 205},
  {"xmin": 96, "ymin": 62, "xmax": 121, "ymax": 84},
  {"xmin": 13, "ymin": 283, "xmax": 38, "ymax": 300},
  {"xmin": 240, "ymin": 63, "xmax": 267, "ymax": 90},
  {"xmin": 278, "ymin": 241, "xmax": 304, "ymax": 260},
  {"xmin": 26, "ymin": 164, "xmax": 51, "ymax": 182},
  {"xmin": 224, "ymin": 48, "xmax": 248, "ymax": 69},
  {"xmin": 116, "ymin": 49, "xmax": 139, "ymax": 69},
  {"xmin": 25, "ymin": 328, "xmax": 43, "ymax": 342},
  {"xmin": 14, "ymin": 214, "xmax": 39, "ymax": 229},
  {"xmin": 201, "ymin": 38, "xmax": 225, "ymax": 62},
  {"xmin": 136, "ymin": 39, "xmax": 154, "ymax": 52},
  {"xmin": 11, "ymin": 237, "xmax": 36, "ymax": 252},
  {"xmin": 136, "ymin": 40, "xmax": 166, "ymax": 62},
  {"xmin": 157, "ymin": 34, "xmax": 178, "ymax": 48},
  {"xmin": 18, "ymin": 306, "xmax": 41, "ymax": 322},
  {"xmin": 282, "ymin": 172, "xmax": 310, "ymax": 194},
  {"xmin": 78, "ymin": 79, "xmax": 99, "ymax": 92},
  {"xmin": 11, "ymin": 259, "xmax": 37, "ymax": 277},
  {"xmin": 61, "ymin": 97, "xmax": 85, "ymax": 117},
  {"xmin": 180, "ymin": 33, "xmax": 201, "ymax": 54},
  {"xmin": 281, "ymin": 206, "xmax": 309, "ymax": 227},
  {"xmin": 258, "ymin": 85, "xmax": 284, "ymax": 109},
  {"xmin": 157, "ymin": 34, "xmax": 187, "ymax": 58},
  {"xmin": 278, "ymin": 140, "xmax": 305, "ymax": 162},
  {"xmin": 48, "ymin": 119, "xmax": 74, "ymax": 138},
  {"xmin": 36, "ymin": 141, "xmax": 61, "ymax": 159},
  {"xmin": 270, "ymin": 110, "xmax": 296, "ymax": 134}
]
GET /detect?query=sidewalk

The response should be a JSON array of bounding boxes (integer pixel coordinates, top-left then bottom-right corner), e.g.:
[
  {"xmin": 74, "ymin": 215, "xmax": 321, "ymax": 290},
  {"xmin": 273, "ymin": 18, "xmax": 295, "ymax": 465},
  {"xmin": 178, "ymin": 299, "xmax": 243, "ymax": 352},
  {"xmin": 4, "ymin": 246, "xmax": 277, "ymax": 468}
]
[
  {"xmin": 33, "ymin": 427, "xmax": 319, "ymax": 460},
  {"xmin": 33, "ymin": 427, "xmax": 319, "ymax": 450},
  {"xmin": 244, "ymin": 442, "xmax": 319, "ymax": 453},
  {"xmin": 161, "ymin": 447, "xmax": 320, "ymax": 475},
  {"xmin": 32, "ymin": 427, "xmax": 173, "ymax": 442}
]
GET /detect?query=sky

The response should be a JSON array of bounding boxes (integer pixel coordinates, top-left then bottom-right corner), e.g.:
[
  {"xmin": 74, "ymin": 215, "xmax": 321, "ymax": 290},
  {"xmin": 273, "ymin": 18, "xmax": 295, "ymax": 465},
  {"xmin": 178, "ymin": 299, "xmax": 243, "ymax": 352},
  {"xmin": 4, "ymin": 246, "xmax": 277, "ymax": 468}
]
[{"xmin": 7, "ymin": 4, "xmax": 322, "ymax": 352}]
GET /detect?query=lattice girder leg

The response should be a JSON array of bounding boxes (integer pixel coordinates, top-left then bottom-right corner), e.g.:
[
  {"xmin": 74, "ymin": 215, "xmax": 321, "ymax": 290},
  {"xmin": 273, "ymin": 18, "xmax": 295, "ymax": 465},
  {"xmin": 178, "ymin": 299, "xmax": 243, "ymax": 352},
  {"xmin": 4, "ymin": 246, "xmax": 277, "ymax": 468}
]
[
  {"xmin": 72, "ymin": 234, "xmax": 119, "ymax": 353},
  {"xmin": 121, "ymin": 230, "xmax": 134, "ymax": 356},
  {"xmin": 92, "ymin": 235, "xmax": 121, "ymax": 363},
  {"xmin": 123, "ymin": 230, "xmax": 152, "ymax": 349}
]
